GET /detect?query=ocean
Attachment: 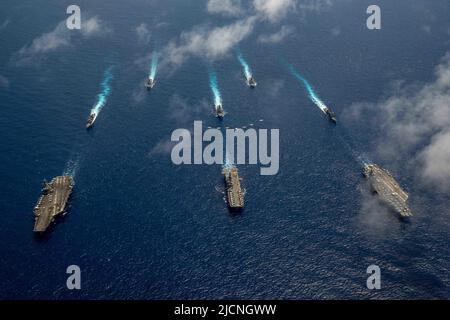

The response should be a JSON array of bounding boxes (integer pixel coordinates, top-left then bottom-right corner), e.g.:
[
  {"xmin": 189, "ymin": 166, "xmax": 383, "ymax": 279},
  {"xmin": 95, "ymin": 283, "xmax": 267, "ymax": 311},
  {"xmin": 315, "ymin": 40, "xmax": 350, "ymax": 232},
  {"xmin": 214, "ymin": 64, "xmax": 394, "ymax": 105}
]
[{"xmin": 0, "ymin": 0, "xmax": 449, "ymax": 299}]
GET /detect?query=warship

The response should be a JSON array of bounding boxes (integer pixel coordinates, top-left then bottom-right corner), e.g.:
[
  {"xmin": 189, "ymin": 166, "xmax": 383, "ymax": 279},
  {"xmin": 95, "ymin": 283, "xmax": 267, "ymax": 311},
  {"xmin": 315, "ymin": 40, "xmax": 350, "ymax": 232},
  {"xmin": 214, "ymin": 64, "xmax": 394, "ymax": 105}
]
[
  {"xmin": 363, "ymin": 164, "xmax": 412, "ymax": 217},
  {"xmin": 86, "ymin": 111, "xmax": 97, "ymax": 129},
  {"xmin": 247, "ymin": 76, "xmax": 257, "ymax": 88},
  {"xmin": 215, "ymin": 104, "xmax": 225, "ymax": 118},
  {"xmin": 145, "ymin": 77, "xmax": 155, "ymax": 90},
  {"xmin": 324, "ymin": 107, "xmax": 337, "ymax": 123},
  {"xmin": 33, "ymin": 176, "xmax": 74, "ymax": 232},
  {"xmin": 223, "ymin": 167, "xmax": 244, "ymax": 210}
]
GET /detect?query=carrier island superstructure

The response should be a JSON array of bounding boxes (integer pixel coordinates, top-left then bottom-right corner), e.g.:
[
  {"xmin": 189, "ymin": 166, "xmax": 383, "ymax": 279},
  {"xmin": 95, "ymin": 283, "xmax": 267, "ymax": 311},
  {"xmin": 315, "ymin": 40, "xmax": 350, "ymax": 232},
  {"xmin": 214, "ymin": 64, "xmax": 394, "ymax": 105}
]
[
  {"xmin": 363, "ymin": 164, "xmax": 412, "ymax": 217},
  {"xmin": 33, "ymin": 176, "xmax": 74, "ymax": 232}
]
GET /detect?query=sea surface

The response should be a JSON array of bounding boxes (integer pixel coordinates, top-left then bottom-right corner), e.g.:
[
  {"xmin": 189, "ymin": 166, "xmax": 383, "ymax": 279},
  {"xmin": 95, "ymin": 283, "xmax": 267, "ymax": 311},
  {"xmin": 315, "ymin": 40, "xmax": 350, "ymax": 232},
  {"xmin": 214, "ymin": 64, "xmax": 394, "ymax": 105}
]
[{"xmin": 1, "ymin": 0, "xmax": 450, "ymax": 299}]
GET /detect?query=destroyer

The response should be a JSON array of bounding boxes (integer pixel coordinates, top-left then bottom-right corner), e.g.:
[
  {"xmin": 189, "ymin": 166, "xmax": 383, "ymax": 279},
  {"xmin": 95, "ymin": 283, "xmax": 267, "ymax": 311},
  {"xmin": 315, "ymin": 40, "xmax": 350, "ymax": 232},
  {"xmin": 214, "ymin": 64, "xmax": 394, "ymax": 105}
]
[
  {"xmin": 247, "ymin": 76, "xmax": 257, "ymax": 88},
  {"xmin": 215, "ymin": 103, "xmax": 225, "ymax": 118},
  {"xmin": 223, "ymin": 167, "xmax": 244, "ymax": 210},
  {"xmin": 33, "ymin": 176, "xmax": 74, "ymax": 232},
  {"xmin": 363, "ymin": 164, "xmax": 412, "ymax": 217},
  {"xmin": 145, "ymin": 77, "xmax": 155, "ymax": 90},
  {"xmin": 86, "ymin": 111, "xmax": 97, "ymax": 129},
  {"xmin": 324, "ymin": 107, "xmax": 336, "ymax": 123}
]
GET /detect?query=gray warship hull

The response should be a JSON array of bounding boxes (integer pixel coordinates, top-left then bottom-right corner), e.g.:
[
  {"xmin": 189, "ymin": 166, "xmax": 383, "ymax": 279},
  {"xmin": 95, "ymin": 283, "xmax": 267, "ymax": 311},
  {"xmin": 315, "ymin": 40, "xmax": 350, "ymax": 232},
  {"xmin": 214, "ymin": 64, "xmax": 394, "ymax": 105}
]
[
  {"xmin": 33, "ymin": 176, "xmax": 74, "ymax": 232},
  {"xmin": 363, "ymin": 164, "xmax": 412, "ymax": 217}
]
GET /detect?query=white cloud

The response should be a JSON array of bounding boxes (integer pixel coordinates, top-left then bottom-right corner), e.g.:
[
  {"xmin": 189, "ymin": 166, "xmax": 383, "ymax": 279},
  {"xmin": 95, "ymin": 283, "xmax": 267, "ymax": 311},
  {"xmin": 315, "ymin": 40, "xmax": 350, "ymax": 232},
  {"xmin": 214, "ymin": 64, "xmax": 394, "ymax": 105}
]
[
  {"xmin": 207, "ymin": 0, "xmax": 243, "ymax": 17},
  {"xmin": 21, "ymin": 21, "xmax": 70, "ymax": 55},
  {"xmin": 81, "ymin": 17, "xmax": 110, "ymax": 37},
  {"xmin": 149, "ymin": 138, "xmax": 178, "ymax": 157},
  {"xmin": 253, "ymin": 0, "xmax": 295, "ymax": 22},
  {"xmin": 266, "ymin": 79, "xmax": 285, "ymax": 97},
  {"xmin": 14, "ymin": 16, "xmax": 110, "ymax": 65},
  {"xmin": 420, "ymin": 131, "xmax": 450, "ymax": 190},
  {"xmin": 159, "ymin": 0, "xmax": 335, "ymax": 69},
  {"xmin": 131, "ymin": 86, "xmax": 147, "ymax": 104},
  {"xmin": 163, "ymin": 16, "xmax": 256, "ymax": 67},
  {"xmin": 253, "ymin": 0, "xmax": 337, "ymax": 22},
  {"xmin": 331, "ymin": 26, "xmax": 341, "ymax": 36},
  {"xmin": 136, "ymin": 23, "xmax": 151, "ymax": 45},
  {"xmin": 168, "ymin": 95, "xmax": 211, "ymax": 123},
  {"xmin": 421, "ymin": 25, "xmax": 431, "ymax": 34},
  {"xmin": 347, "ymin": 52, "xmax": 450, "ymax": 192},
  {"xmin": 298, "ymin": 0, "xmax": 333, "ymax": 12},
  {"xmin": 258, "ymin": 25, "xmax": 293, "ymax": 43},
  {"xmin": 0, "ymin": 19, "xmax": 10, "ymax": 31},
  {"xmin": 148, "ymin": 95, "xmax": 209, "ymax": 157},
  {"xmin": 0, "ymin": 75, "xmax": 9, "ymax": 89}
]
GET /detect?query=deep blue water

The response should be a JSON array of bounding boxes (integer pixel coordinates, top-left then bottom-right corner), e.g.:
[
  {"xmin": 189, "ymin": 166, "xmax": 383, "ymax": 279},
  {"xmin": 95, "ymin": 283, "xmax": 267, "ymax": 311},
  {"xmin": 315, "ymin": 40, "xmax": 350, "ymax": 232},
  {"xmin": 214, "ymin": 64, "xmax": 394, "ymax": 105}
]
[{"xmin": 1, "ymin": 0, "xmax": 450, "ymax": 299}]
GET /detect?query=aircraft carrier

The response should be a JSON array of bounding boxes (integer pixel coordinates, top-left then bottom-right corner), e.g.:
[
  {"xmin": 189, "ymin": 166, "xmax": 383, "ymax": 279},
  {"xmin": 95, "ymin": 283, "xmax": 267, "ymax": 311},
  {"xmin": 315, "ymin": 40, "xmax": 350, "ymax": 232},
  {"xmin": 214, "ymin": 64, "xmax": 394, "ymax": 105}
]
[
  {"xmin": 223, "ymin": 167, "xmax": 244, "ymax": 210},
  {"xmin": 33, "ymin": 176, "xmax": 74, "ymax": 232},
  {"xmin": 363, "ymin": 164, "xmax": 412, "ymax": 217}
]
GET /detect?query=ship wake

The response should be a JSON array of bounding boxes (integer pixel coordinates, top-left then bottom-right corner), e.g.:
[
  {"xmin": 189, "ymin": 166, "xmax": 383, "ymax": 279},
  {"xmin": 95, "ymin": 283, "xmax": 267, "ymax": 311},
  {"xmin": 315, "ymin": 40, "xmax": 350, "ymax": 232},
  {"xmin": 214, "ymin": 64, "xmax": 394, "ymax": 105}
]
[
  {"xmin": 336, "ymin": 127, "xmax": 373, "ymax": 167},
  {"xmin": 149, "ymin": 51, "xmax": 159, "ymax": 80},
  {"xmin": 288, "ymin": 64, "xmax": 328, "ymax": 113},
  {"xmin": 237, "ymin": 50, "xmax": 252, "ymax": 81},
  {"xmin": 91, "ymin": 66, "xmax": 114, "ymax": 115},
  {"xmin": 287, "ymin": 63, "xmax": 374, "ymax": 172},
  {"xmin": 209, "ymin": 69, "xmax": 222, "ymax": 109},
  {"xmin": 62, "ymin": 158, "xmax": 79, "ymax": 179},
  {"xmin": 222, "ymin": 151, "xmax": 235, "ymax": 171}
]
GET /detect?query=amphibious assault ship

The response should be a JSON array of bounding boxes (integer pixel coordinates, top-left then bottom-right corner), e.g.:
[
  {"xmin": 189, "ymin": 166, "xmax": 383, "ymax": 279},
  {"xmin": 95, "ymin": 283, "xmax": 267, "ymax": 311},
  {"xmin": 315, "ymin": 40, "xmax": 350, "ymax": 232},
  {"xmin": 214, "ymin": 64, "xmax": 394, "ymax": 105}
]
[
  {"xmin": 223, "ymin": 167, "xmax": 244, "ymax": 210},
  {"xmin": 33, "ymin": 176, "xmax": 74, "ymax": 232},
  {"xmin": 145, "ymin": 77, "xmax": 155, "ymax": 90},
  {"xmin": 324, "ymin": 107, "xmax": 337, "ymax": 123},
  {"xmin": 215, "ymin": 104, "xmax": 225, "ymax": 118},
  {"xmin": 247, "ymin": 76, "xmax": 257, "ymax": 88},
  {"xmin": 86, "ymin": 111, "xmax": 97, "ymax": 129},
  {"xmin": 363, "ymin": 164, "xmax": 412, "ymax": 217}
]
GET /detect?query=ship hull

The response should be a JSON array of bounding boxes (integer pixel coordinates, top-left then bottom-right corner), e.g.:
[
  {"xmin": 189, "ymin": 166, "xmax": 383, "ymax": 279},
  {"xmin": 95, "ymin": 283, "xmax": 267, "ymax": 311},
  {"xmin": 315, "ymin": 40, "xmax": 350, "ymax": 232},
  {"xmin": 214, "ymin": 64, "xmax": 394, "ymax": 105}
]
[
  {"xmin": 215, "ymin": 105, "xmax": 224, "ymax": 118},
  {"xmin": 145, "ymin": 78, "xmax": 155, "ymax": 90},
  {"xmin": 324, "ymin": 108, "xmax": 337, "ymax": 123},
  {"xmin": 363, "ymin": 164, "xmax": 412, "ymax": 217},
  {"xmin": 33, "ymin": 176, "xmax": 74, "ymax": 232},
  {"xmin": 246, "ymin": 76, "xmax": 257, "ymax": 88},
  {"xmin": 223, "ymin": 167, "xmax": 244, "ymax": 211},
  {"xmin": 86, "ymin": 112, "xmax": 97, "ymax": 129}
]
